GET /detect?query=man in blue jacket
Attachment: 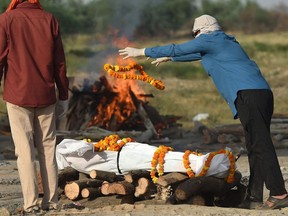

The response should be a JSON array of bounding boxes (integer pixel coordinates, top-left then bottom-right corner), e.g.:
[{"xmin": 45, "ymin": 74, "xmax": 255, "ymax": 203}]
[{"xmin": 119, "ymin": 14, "xmax": 288, "ymax": 209}]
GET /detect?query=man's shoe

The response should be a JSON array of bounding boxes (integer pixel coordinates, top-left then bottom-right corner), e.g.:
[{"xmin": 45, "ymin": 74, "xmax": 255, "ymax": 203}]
[
  {"xmin": 257, "ymin": 195, "xmax": 288, "ymax": 210},
  {"xmin": 22, "ymin": 205, "xmax": 41, "ymax": 215},
  {"xmin": 42, "ymin": 204, "xmax": 58, "ymax": 212}
]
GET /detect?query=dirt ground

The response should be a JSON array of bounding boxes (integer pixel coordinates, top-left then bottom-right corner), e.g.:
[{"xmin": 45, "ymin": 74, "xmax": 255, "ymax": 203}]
[{"xmin": 1, "ymin": 130, "xmax": 288, "ymax": 216}]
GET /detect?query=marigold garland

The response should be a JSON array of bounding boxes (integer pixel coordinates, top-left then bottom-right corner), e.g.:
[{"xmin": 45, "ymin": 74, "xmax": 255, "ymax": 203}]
[
  {"xmin": 226, "ymin": 151, "xmax": 236, "ymax": 183},
  {"xmin": 194, "ymin": 149, "xmax": 235, "ymax": 183},
  {"xmin": 182, "ymin": 150, "xmax": 203, "ymax": 178},
  {"xmin": 150, "ymin": 145, "xmax": 174, "ymax": 183},
  {"xmin": 93, "ymin": 134, "xmax": 134, "ymax": 151},
  {"xmin": 103, "ymin": 63, "xmax": 165, "ymax": 90},
  {"xmin": 198, "ymin": 149, "xmax": 226, "ymax": 177}
]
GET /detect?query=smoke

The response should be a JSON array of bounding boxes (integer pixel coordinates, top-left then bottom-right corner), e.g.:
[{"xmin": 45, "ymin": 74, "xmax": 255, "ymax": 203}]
[
  {"xmin": 73, "ymin": 0, "xmax": 165, "ymax": 88},
  {"xmin": 109, "ymin": 0, "xmax": 164, "ymax": 39}
]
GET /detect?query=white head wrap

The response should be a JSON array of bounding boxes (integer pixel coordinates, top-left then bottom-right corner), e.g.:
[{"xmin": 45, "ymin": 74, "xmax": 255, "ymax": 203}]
[{"xmin": 192, "ymin": 14, "xmax": 221, "ymax": 37}]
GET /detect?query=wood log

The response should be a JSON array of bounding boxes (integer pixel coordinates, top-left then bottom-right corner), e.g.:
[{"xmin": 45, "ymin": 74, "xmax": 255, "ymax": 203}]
[
  {"xmin": 199, "ymin": 123, "xmax": 244, "ymax": 144},
  {"xmin": 200, "ymin": 120, "xmax": 288, "ymax": 145},
  {"xmin": 123, "ymin": 170, "xmax": 151, "ymax": 183},
  {"xmin": 214, "ymin": 125, "xmax": 244, "ymax": 136},
  {"xmin": 156, "ymin": 172, "xmax": 188, "ymax": 187},
  {"xmin": 64, "ymin": 179, "xmax": 103, "ymax": 200},
  {"xmin": 101, "ymin": 181, "xmax": 135, "ymax": 196},
  {"xmin": 232, "ymin": 170, "xmax": 242, "ymax": 186},
  {"xmin": 136, "ymin": 103, "xmax": 157, "ymax": 135},
  {"xmin": 174, "ymin": 176, "xmax": 230, "ymax": 201},
  {"xmin": 271, "ymin": 117, "xmax": 288, "ymax": 123},
  {"xmin": 89, "ymin": 170, "xmax": 117, "ymax": 182},
  {"xmin": 80, "ymin": 126, "xmax": 143, "ymax": 141},
  {"xmin": 166, "ymin": 192, "xmax": 205, "ymax": 206},
  {"xmin": 129, "ymin": 89, "xmax": 157, "ymax": 136},
  {"xmin": 120, "ymin": 194, "xmax": 135, "ymax": 204},
  {"xmin": 81, "ymin": 187, "xmax": 102, "ymax": 199},
  {"xmin": 100, "ymin": 181, "xmax": 110, "ymax": 196},
  {"xmin": 217, "ymin": 133, "xmax": 240, "ymax": 144},
  {"xmin": 184, "ymin": 195, "xmax": 206, "ymax": 206},
  {"xmin": 271, "ymin": 128, "xmax": 288, "ymax": 135},
  {"xmin": 279, "ymin": 139, "xmax": 288, "ymax": 148},
  {"xmin": 166, "ymin": 194, "xmax": 178, "ymax": 204},
  {"xmin": 64, "ymin": 182, "xmax": 85, "ymax": 201},
  {"xmin": 58, "ymin": 167, "xmax": 79, "ymax": 189},
  {"xmin": 136, "ymin": 129, "xmax": 155, "ymax": 143},
  {"xmin": 214, "ymin": 182, "xmax": 247, "ymax": 207},
  {"xmin": 201, "ymin": 127, "xmax": 218, "ymax": 144},
  {"xmin": 134, "ymin": 177, "xmax": 157, "ymax": 198},
  {"xmin": 79, "ymin": 172, "xmax": 90, "ymax": 180}
]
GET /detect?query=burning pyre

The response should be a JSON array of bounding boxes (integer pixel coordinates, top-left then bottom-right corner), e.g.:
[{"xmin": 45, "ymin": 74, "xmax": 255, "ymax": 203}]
[{"xmin": 63, "ymin": 73, "xmax": 181, "ymax": 140}]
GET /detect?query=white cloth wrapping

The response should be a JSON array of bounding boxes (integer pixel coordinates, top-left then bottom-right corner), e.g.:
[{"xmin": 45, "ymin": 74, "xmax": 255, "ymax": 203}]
[{"xmin": 56, "ymin": 139, "xmax": 232, "ymax": 178}]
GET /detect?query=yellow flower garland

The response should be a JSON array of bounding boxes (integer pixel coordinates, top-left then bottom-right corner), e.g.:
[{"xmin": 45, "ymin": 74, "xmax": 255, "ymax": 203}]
[
  {"xmin": 103, "ymin": 63, "xmax": 165, "ymax": 90},
  {"xmin": 226, "ymin": 151, "xmax": 236, "ymax": 183},
  {"xmin": 93, "ymin": 134, "xmax": 134, "ymax": 152},
  {"xmin": 183, "ymin": 150, "xmax": 203, "ymax": 178},
  {"xmin": 198, "ymin": 149, "xmax": 226, "ymax": 177},
  {"xmin": 150, "ymin": 145, "xmax": 174, "ymax": 183}
]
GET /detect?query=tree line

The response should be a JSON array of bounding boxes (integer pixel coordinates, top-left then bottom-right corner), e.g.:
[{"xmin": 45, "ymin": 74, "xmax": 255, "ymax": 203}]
[{"xmin": 0, "ymin": 0, "xmax": 287, "ymax": 37}]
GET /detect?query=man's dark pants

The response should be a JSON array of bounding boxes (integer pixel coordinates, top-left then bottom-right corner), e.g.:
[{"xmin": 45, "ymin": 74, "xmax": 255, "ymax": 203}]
[{"xmin": 235, "ymin": 89, "xmax": 286, "ymax": 202}]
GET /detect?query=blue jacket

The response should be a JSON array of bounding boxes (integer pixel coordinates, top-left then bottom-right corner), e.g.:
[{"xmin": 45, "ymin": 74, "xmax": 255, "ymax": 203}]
[{"xmin": 145, "ymin": 30, "xmax": 270, "ymax": 118}]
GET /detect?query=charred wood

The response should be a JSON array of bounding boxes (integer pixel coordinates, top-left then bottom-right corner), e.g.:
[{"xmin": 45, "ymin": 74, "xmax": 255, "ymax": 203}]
[
  {"xmin": 58, "ymin": 167, "xmax": 79, "ymax": 189},
  {"xmin": 81, "ymin": 187, "xmax": 102, "ymax": 199},
  {"xmin": 174, "ymin": 176, "xmax": 230, "ymax": 201}
]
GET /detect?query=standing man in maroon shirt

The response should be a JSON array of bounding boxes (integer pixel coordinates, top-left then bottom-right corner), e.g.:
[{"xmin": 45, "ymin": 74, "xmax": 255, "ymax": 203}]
[{"xmin": 0, "ymin": 0, "xmax": 69, "ymax": 213}]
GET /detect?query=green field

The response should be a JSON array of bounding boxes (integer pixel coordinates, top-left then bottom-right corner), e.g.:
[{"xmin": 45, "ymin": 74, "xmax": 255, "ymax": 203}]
[{"xmin": 1, "ymin": 32, "xmax": 288, "ymax": 129}]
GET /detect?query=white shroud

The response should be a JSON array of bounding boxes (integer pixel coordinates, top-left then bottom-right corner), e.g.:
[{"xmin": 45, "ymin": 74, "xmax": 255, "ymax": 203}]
[{"xmin": 56, "ymin": 139, "xmax": 233, "ymax": 178}]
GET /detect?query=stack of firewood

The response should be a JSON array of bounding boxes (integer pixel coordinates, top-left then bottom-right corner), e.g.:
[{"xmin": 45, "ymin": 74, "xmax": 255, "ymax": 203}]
[
  {"xmin": 39, "ymin": 167, "xmax": 245, "ymax": 207},
  {"xmin": 197, "ymin": 114, "xmax": 288, "ymax": 148}
]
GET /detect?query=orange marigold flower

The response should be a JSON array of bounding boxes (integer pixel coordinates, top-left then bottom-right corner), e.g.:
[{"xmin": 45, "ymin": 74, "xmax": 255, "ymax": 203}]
[
  {"xmin": 103, "ymin": 63, "xmax": 165, "ymax": 90},
  {"xmin": 150, "ymin": 145, "xmax": 173, "ymax": 183}
]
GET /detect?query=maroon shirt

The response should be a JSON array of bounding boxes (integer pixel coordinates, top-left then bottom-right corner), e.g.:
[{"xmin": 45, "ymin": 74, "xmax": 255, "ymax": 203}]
[{"xmin": 0, "ymin": 2, "xmax": 68, "ymax": 107}]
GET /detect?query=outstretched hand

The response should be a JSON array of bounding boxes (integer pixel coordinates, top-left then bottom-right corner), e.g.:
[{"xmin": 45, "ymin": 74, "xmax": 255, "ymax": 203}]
[
  {"xmin": 151, "ymin": 57, "xmax": 172, "ymax": 66},
  {"xmin": 118, "ymin": 47, "xmax": 145, "ymax": 59}
]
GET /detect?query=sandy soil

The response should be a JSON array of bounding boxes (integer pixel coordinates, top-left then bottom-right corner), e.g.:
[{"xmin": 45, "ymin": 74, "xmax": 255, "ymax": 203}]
[{"xmin": 1, "ymin": 132, "xmax": 288, "ymax": 216}]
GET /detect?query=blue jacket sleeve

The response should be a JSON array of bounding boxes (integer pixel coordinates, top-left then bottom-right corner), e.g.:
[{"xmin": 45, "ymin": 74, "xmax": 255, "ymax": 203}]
[
  {"xmin": 172, "ymin": 53, "xmax": 201, "ymax": 62},
  {"xmin": 145, "ymin": 38, "xmax": 205, "ymax": 62}
]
